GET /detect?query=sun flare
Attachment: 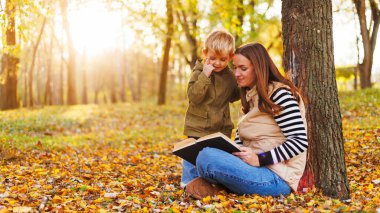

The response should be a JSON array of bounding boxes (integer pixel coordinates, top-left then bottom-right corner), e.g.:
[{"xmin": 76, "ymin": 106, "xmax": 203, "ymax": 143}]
[{"xmin": 68, "ymin": 2, "xmax": 135, "ymax": 55}]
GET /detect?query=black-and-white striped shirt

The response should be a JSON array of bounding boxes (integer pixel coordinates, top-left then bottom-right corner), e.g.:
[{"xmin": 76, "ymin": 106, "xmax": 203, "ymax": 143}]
[{"xmin": 234, "ymin": 88, "xmax": 308, "ymax": 166}]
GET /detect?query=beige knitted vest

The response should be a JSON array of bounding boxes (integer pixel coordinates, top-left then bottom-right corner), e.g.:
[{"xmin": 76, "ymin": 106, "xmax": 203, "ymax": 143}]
[{"xmin": 238, "ymin": 82, "xmax": 307, "ymax": 191}]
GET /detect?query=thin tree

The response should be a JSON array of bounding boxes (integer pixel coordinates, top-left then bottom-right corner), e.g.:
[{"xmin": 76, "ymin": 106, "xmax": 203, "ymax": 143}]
[
  {"xmin": 44, "ymin": 29, "xmax": 53, "ymax": 106},
  {"xmin": 282, "ymin": 0, "xmax": 350, "ymax": 199},
  {"xmin": 51, "ymin": 25, "xmax": 66, "ymax": 105},
  {"xmin": 121, "ymin": 10, "xmax": 138, "ymax": 101},
  {"xmin": 353, "ymin": 0, "xmax": 380, "ymax": 88},
  {"xmin": 81, "ymin": 49, "xmax": 88, "ymax": 104},
  {"xmin": 60, "ymin": 0, "xmax": 77, "ymax": 105},
  {"xmin": 235, "ymin": 0, "xmax": 244, "ymax": 47},
  {"xmin": 158, "ymin": 0, "xmax": 174, "ymax": 105},
  {"xmin": 28, "ymin": 16, "xmax": 46, "ymax": 107},
  {"xmin": 59, "ymin": 32, "xmax": 65, "ymax": 105},
  {"xmin": 175, "ymin": 0, "xmax": 199, "ymax": 69},
  {"xmin": 0, "ymin": 0, "xmax": 19, "ymax": 110}
]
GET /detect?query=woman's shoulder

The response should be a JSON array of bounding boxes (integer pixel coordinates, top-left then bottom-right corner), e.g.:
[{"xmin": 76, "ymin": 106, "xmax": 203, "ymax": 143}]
[
  {"xmin": 269, "ymin": 82, "xmax": 290, "ymax": 96},
  {"xmin": 271, "ymin": 87, "xmax": 293, "ymax": 99},
  {"xmin": 271, "ymin": 81, "xmax": 289, "ymax": 89}
]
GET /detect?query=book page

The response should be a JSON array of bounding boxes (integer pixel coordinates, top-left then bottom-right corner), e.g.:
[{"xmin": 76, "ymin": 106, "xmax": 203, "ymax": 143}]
[
  {"xmin": 197, "ymin": 132, "xmax": 233, "ymax": 143},
  {"xmin": 173, "ymin": 138, "xmax": 196, "ymax": 151}
]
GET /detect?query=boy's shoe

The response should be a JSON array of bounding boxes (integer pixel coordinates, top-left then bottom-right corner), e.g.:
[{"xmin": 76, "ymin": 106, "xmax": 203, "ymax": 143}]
[{"xmin": 185, "ymin": 177, "xmax": 225, "ymax": 199}]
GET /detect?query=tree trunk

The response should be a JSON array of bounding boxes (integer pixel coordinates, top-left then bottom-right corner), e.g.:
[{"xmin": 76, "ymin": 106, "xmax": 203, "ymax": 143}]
[
  {"xmin": 235, "ymin": 0, "xmax": 244, "ymax": 48},
  {"xmin": 110, "ymin": 72, "xmax": 117, "ymax": 103},
  {"xmin": 353, "ymin": 0, "xmax": 380, "ymax": 88},
  {"xmin": 28, "ymin": 17, "xmax": 46, "ymax": 107},
  {"xmin": 44, "ymin": 35, "xmax": 53, "ymax": 105},
  {"xmin": 177, "ymin": 56, "xmax": 183, "ymax": 93},
  {"xmin": 137, "ymin": 60, "xmax": 142, "ymax": 102},
  {"xmin": 249, "ymin": 0, "xmax": 255, "ymax": 33},
  {"xmin": 94, "ymin": 89, "xmax": 99, "ymax": 104},
  {"xmin": 176, "ymin": 0, "xmax": 199, "ymax": 69},
  {"xmin": 36, "ymin": 52, "xmax": 42, "ymax": 106},
  {"xmin": 81, "ymin": 50, "xmax": 88, "ymax": 104},
  {"xmin": 119, "ymin": 54, "xmax": 127, "ymax": 102},
  {"xmin": 59, "ymin": 37, "xmax": 65, "ymax": 105},
  {"xmin": 0, "ymin": 0, "xmax": 19, "ymax": 110},
  {"xmin": 23, "ymin": 64, "xmax": 28, "ymax": 107},
  {"xmin": 61, "ymin": 0, "xmax": 77, "ymax": 105},
  {"xmin": 354, "ymin": 67, "xmax": 358, "ymax": 90},
  {"xmin": 282, "ymin": 0, "xmax": 350, "ymax": 199},
  {"xmin": 125, "ymin": 56, "xmax": 138, "ymax": 101},
  {"xmin": 158, "ymin": 0, "xmax": 174, "ymax": 105}
]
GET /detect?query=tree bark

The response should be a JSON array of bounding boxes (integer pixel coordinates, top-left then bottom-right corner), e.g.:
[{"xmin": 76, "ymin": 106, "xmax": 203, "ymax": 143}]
[
  {"xmin": 282, "ymin": 0, "xmax": 350, "ymax": 199},
  {"xmin": 0, "ymin": 0, "xmax": 19, "ymax": 110},
  {"xmin": 158, "ymin": 0, "xmax": 174, "ymax": 105}
]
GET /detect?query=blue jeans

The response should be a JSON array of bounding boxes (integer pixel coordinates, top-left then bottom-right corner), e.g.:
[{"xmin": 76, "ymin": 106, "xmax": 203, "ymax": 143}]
[{"xmin": 181, "ymin": 147, "xmax": 291, "ymax": 196}]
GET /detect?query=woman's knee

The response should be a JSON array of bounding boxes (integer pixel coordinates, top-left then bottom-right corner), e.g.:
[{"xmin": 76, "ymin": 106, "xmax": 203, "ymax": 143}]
[
  {"xmin": 196, "ymin": 147, "xmax": 235, "ymax": 174},
  {"xmin": 197, "ymin": 147, "xmax": 225, "ymax": 164}
]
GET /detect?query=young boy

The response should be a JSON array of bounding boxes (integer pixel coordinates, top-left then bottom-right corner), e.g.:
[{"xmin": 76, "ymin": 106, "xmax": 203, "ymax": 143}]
[{"xmin": 182, "ymin": 29, "xmax": 240, "ymax": 190}]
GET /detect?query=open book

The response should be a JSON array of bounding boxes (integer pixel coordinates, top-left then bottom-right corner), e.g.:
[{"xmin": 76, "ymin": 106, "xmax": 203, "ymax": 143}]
[{"xmin": 172, "ymin": 132, "xmax": 241, "ymax": 165}]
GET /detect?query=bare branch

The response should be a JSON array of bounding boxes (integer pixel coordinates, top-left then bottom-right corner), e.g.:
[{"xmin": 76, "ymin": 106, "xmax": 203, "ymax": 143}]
[{"xmin": 369, "ymin": 0, "xmax": 380, "ymax": 51}]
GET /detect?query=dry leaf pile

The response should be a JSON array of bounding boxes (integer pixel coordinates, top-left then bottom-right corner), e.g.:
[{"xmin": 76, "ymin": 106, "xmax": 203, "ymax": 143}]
[{"xmin": 0, "ymin": 89, "xmax": 379, "ymax": 212}]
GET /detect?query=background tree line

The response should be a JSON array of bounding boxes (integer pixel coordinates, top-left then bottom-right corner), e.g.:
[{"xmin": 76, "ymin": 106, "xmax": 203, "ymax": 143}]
[{"xmin": 1, "ymin": 0, "xmax": 378, "ymax": 110}]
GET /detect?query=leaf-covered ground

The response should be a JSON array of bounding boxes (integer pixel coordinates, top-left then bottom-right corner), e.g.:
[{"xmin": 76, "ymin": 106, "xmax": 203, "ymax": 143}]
[{"xmin": 0, "ymin": 89, "xmax": 379, "ymax": 212}]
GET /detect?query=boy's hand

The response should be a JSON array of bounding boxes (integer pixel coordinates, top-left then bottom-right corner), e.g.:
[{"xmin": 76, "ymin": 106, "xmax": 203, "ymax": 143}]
[{"xmin": 202, "ymin": 58, "xmax": 214, "ymax": 77}]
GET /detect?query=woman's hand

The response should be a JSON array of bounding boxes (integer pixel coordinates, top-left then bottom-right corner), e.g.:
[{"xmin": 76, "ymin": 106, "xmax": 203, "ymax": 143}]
[{"xmin": 232, "ymin": 147, "xmax": 260, "ymax": 167}]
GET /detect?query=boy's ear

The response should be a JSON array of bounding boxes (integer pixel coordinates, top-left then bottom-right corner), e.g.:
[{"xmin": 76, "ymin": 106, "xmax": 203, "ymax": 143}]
[
  {"xmin": 202, "ymin": 48, "xmax": 208, "ymax": 56},
  {"xmin": 229, "ymin": 53, "xmax": 235, "ymax": 59}
]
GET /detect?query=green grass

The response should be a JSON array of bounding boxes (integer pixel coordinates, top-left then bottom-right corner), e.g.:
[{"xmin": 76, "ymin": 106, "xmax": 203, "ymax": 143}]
[
  {"xmin": 1, "ymin": 88, "xmax": 379, "ymax": 150},
  {"xmin": 0, "ymin": 103, "xmax": 186, "ymax": 151},
  {"xmin": 339, "ymin": 88, "xmax": 380, "ymax": 130}
]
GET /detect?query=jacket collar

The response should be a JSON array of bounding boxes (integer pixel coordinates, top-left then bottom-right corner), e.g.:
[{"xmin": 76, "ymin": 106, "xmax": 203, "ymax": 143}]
[
  {"xmin": 246, "ymin": 86, "xmax": 257, "ymax": 103},
  {"xmin": 246, "ymin": 82, "xmax": 281, "ymax": 103}
]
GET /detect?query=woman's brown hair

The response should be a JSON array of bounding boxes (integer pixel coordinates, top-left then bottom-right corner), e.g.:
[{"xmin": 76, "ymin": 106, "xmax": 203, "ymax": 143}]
[{"xmin": 235, "ymin": 43, "xmax": 301, "ymax": 115}]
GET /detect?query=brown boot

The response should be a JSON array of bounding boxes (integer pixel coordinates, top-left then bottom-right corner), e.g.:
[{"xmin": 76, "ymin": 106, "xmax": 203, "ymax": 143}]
[{"xmin": 185, "ymin": 177, "xmax": 224, "ymax": 199}]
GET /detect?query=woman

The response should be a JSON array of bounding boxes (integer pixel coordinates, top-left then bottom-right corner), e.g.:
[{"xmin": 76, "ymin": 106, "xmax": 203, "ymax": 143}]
[{"xmin": 184, "ymin": 43, "xmax": 308, "ymax": 199}]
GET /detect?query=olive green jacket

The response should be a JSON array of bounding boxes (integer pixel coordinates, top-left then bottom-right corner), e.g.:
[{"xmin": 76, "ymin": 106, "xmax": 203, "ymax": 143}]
[{"xmin": 184, "ymin": 61, "xmax": 240, "ymax": 138}]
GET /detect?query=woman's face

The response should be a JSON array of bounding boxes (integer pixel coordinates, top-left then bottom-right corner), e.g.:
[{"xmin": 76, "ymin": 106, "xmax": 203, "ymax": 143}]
[{"xmin": 233, "ymin": 54, "xmax": 256, "ymax": 88}]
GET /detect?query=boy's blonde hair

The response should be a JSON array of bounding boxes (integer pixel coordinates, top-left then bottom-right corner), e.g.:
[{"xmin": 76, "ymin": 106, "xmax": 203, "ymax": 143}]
[{"xmin": 204, "ymin": 29, "xmax": 235, "ymax": 56}]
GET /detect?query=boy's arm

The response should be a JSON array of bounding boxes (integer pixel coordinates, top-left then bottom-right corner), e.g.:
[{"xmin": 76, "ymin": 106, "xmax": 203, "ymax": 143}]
[
  {"xmin": 229, "ymin": 82, "xmax": 241, "ymax": 103},
  {"xmin": 187, "ymin": 70, "xmax": 211, "ymax": 104}
]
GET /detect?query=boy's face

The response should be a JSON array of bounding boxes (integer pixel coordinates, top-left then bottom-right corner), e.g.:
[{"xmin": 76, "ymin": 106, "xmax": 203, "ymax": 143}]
[{"xmin": 203, "ymin": 50, "xmax": 232, "ymax": 72}]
